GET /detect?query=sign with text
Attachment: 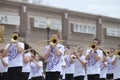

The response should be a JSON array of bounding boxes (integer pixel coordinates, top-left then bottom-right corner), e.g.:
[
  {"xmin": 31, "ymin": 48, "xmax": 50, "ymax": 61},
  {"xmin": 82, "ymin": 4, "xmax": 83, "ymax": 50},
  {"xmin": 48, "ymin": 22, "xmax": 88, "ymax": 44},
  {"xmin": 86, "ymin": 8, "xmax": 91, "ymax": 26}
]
[
  {"xmin": 0, "ymin": 13, "xmax": 20, "ymax": 25},
  {"xmin": 33, "ymin": 16, "xmax": 62, "ymax": 30}
]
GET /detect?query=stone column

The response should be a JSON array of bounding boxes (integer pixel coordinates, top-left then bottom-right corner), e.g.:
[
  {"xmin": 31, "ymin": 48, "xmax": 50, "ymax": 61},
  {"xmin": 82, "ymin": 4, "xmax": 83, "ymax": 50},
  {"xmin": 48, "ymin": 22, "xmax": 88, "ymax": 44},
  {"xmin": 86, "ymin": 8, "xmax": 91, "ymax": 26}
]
[
  {"xmin": 62, "ymin": 12, "xmax": 69, "ymax": 45},
  {"xmin": 19, "ymin": 5, "xmax": 28, "ymax": 41},
  {"xmin": 96, "ymin": 16, "xmax": 103, "ymax": 43}
]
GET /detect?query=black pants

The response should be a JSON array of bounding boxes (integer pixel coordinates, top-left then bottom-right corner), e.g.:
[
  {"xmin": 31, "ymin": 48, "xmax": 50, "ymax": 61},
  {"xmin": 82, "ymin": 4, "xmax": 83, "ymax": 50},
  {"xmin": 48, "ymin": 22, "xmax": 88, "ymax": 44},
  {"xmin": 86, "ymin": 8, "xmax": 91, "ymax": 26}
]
[
  {"xmin": 65, "ymin": 74, "xmax": 74, "ymax": 80},
  {"xmin": 21, "ymin": 72, "xmax": 29, "ymax": 80},
  {"xmin": 59, "ymin": 75, "xmax": 63, "ymax": 80},
  {"xmin": 0, "ymin": 72, "xmax": 8, "ymax": 80},
  {"xmin": 45, "ymin": 72, "xmax": 60, "ymax": 80},
  {"xmin": 106, "ymin": 74, "xmax": 113, "ymax": 79},
  {"xmin": 31, "ymin": 76, "xmax": 43, "ymax": 80},
  {"xmin": 99, "ymin": 78, "xmax": 106, "ymax": 80},
  {"xmin": 115, "ymin": 78, "xmax": 120, "ymax": 80},
  {"xmin": 0, "ymin": 73, "xmax": 1, "ymax": 80},
  {"xmin": 8, "ymin": 66, "xmax": 22, "ymax": 80},
  {"xmin": 74, "ymin": 76, "xmax": 84, "ymax": 80},
  {"xmin": 87, "ymin": 74, "xmax": 99, "ymax": 80}
]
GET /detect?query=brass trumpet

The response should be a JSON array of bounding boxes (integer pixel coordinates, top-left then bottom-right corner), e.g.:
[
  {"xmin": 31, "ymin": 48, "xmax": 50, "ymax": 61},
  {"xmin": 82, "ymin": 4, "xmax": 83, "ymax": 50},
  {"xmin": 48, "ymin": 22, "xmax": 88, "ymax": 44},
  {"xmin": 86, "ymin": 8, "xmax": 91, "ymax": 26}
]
[
  {"xmin": 11, "ymin": 33, "xmax": 19, "ymax": 42},
  {"xmin": 70, "ymin": 52, "xmax": 78, "ymax": 59},
  {"xmin": 71, "ymin": 55, "xmax": 76, "ymax": 59},
  {"xmin": 49, "ymin": 37, "xmax": 58, "ymax": 46},
  {"xmin": 0, "ymin": 33, "xmax": 24, "ymax": 43},
  {"xmin": 90, "ymin": 43, "xmax": 97, "ymax": 51},
  {"xmin": 37, "ymin": 38, "xmax": 64, "ymax": 46},
  {"xmin": 116, "ymin": 51, "xmax": 120, "ymax": 57}
]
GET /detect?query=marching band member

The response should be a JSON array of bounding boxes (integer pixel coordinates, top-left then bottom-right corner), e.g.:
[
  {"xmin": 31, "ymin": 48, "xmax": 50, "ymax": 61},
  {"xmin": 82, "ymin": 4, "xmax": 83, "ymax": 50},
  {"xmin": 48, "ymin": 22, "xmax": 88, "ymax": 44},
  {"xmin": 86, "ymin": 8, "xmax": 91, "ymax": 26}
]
[
  {"xmin": 0, "ymin": 49, "xmax": 8, "ymax": 80},
  {"xmin": 114, "ymin": 45, "xmax": 120, "ymax": 80},
  {"xmin": 21, "ymin": 42, "xmax": 32, "ymax": 80},
  {"xmin": 30, "ymin": 53, "xmax": 43, "ymax": 80},
  {"xmin": 64, "ymin": 46, "xmax": 75, "ymax": 80},
  {"xmin": 106, "ymin": 48, "xmax": 116, "ymax": 80},
  {"xmin": 99, "ymin": 49, "xmax": 108, "ymax": 80},
  {"xmin": 74, "ymin": 47, "xmax": 87, "ymax": 80},
  {"xmin": 44, "ymin": 34, "xmax": 65, "ymax": 80},
  {"xmin": 4, "ymin": 32, "xmax": 24, "ymax": 80},
  {"xmin": 85, "ymin": 38, "xmax": 103, "ymax": 80}
]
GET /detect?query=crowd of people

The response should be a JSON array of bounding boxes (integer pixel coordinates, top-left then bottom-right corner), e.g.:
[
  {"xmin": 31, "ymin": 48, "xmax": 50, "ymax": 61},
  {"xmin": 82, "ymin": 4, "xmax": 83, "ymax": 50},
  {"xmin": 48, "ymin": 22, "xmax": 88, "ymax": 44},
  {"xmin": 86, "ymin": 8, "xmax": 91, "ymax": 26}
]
[{"xmin": 0, "ymin": 32, "xmax": 120, "ymax": 80}]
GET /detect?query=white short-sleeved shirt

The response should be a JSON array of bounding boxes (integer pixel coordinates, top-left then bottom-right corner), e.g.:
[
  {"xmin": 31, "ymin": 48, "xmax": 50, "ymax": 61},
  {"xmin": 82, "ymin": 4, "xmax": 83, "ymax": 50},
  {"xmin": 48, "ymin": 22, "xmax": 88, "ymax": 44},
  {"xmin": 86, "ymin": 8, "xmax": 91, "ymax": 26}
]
[
  {"xmin": 5, "ymin": 42, "xmax": 24, "ymax": 67},
  {"xmin": 30, "ymin": 61, "xmax": 43, "ymax": 78},
  {"xmin": 44, "ymin": 43, "xmax": 64, "ymax": 72},
  {"xmin": 0, "ymin": 57, "xmax": 8, "ymax": 72},
  {"xmin": 74, "ymin": 55, "xmax": 86, "ymax": 77},
  {"xmin": 114, "ymin": 57, "xmax": 120, "ymax": 79},
  {"xmin": 22, "ymin": 52, "xmax": 31, "ymax": 72},
  {"xmin": 86, "ymin": 49, "xmax": 103, "ymax": 74},
  {"xmin": 64, "ymin": 55, "xmax": 75, "ymax": 74},
  {"xmin": 106, "ymin": 55, "xmax": 116, "ymax": 74},
  {"xmin": 100, "ymin": 61, "xmax": 107, "ymax": 78}
]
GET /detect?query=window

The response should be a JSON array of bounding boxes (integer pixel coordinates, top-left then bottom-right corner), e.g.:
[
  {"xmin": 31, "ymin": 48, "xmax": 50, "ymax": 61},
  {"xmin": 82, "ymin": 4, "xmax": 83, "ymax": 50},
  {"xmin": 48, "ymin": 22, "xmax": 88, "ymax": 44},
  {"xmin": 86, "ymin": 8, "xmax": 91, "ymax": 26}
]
[
  {"xmin": 72, "ymin": 22, "xmax": 96, "ymax": 34},
  {"xmin": 106, "ymin": 27, "xmax": 120, "ymax": 37}
]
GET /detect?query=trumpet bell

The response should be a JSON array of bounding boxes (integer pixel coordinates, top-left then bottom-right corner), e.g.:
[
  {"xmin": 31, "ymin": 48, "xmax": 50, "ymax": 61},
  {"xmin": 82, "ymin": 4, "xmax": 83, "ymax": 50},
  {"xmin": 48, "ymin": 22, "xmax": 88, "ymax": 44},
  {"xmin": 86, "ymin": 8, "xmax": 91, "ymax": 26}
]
[
  {"xmin": 11, "ymin": 33, "xmax": 19, "ymax": 42},
  {"xmin": 91, "ymin": 44, "xmax": 96, "ymax": 49},
  {"xmin": 71, "ymin": 55, "xmax": 76, "ymax": 59},
  {"xmin": 117, "ymin": 52, "xmax": 120, "ymax": 57},
  {"xmin": 50, "ymin": 38, "xmax": 58, "ymax": 46},
  {"xmin": 118, "ymin": 52, "xmax": 120, "ymax": 56},
  {"xmin": 89, "ymin": 43, "xmax": 97, "ymax": 51}
]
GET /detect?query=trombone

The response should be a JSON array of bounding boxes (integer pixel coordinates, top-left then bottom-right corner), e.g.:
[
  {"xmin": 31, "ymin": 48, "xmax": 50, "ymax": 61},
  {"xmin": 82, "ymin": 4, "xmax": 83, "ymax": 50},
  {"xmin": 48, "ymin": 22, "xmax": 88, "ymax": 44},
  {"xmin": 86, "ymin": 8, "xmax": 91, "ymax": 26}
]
[
  {"xmin": 1, "ymin": 33, "xmax": 24, "ymax": 43},
  {"xmin": 10, "ymin": 33, "xmax": 19, "ymax": 42},
  {"xmin": 89, "ymin": 43, "xmax": 97, "ymax": 51},
  {"xmin": 49, "ymin": 37, "xmax": 58, "ymax": 46},
  {"xmin": 37, "ymin": 37, "xmax": 64, "ymax": 46},
  {"xmin": 116, "ymin": 51, "xmax": 120, "ymax": 58}
]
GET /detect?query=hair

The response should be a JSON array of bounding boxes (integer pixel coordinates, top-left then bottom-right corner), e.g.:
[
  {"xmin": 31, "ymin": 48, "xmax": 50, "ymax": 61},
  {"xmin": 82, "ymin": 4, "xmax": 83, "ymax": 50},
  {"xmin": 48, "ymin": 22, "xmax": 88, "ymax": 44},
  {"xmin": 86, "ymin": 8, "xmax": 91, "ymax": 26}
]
[
  {"xmin": 93, "ymin": 38, "xmax": 100, "ymax": 44},
  {"xmin": 12, "ymin": 32, "xmax": 20, "ymax": 37},
  {"xmin": 118, "ymin": 45, "xmax": 120, "ymax": 47},
  {"xmin": 24, "ymin": 42, "xmax": 31, "ymax": 50},
  {"xmin": 77, "ymin": 47, "xmax": 83, "ymax": 51},
  {"xmin": 100, "ymin": 49, "xmax": 106, "ymax": 56},
  {"xmin": 66, "ymin": 45, "xmax": 70, "ymax": 49}
]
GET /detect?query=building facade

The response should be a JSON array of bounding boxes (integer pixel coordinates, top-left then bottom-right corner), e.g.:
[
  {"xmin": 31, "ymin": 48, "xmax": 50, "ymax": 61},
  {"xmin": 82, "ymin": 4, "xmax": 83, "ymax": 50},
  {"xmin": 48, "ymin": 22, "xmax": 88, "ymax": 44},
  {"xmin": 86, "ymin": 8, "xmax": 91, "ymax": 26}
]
[{"xmin": 0, "ymin": 0, "xmax": 120, "ymax": 54}]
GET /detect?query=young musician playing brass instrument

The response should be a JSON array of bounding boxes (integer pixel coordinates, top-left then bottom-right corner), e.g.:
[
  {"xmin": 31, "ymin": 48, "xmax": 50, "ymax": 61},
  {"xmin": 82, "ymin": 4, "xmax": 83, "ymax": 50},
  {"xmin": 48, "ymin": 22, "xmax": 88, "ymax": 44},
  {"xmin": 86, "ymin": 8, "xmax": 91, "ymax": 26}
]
[
  {"xmin": 85, "ymin": 38, "xmax": 103, "ymax": 80},
  {"xmin": 30, "ymin": 53, "xmax": 43, "ymax": 80},
  {"xmin": 44, "ymin": 34, "xmax": 65, "ymax": 80},
  {"xmin": 74, "ymin": 47, "xmax": 87, "ymax": 80},
  {"xmin": 106, "ymin": 48, "xmax": 116, "ymax": 80},
  {"xmin": 4, "ymin": 32, "xmax": 24, "ymax": 80},
  {"xmin": 64, "ymin": 46, "xmax": 75, "ymax": 80},
  {"xmin": 21, "ymin": 42, "xmax": 32, "ymax": 80}
]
